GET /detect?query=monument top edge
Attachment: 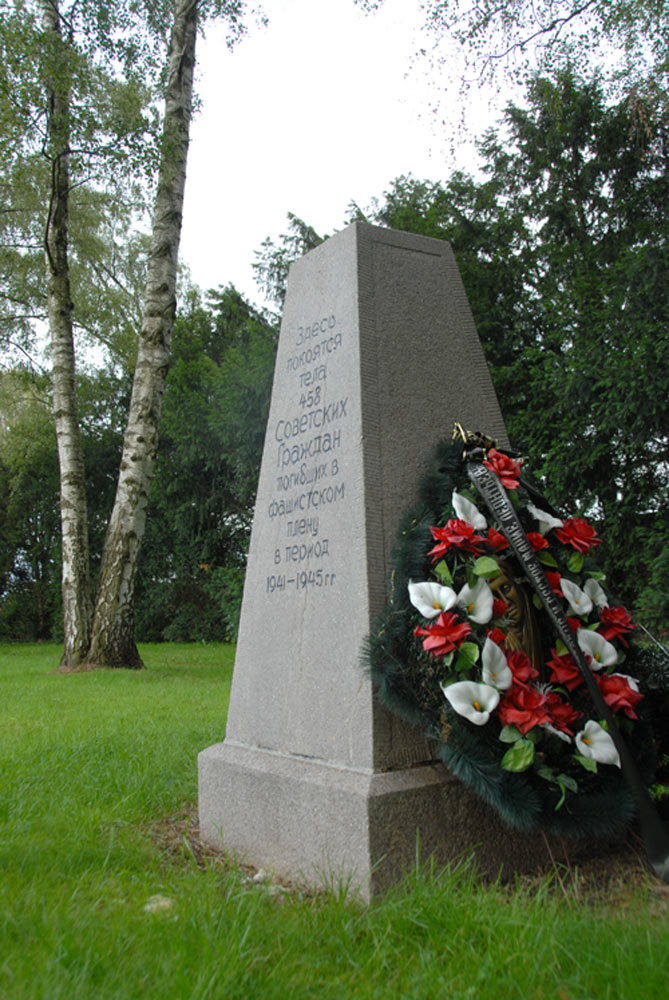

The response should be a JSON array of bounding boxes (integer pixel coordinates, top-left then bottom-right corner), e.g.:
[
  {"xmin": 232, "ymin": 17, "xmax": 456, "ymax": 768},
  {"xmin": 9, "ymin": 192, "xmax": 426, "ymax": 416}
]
[{"xmin": 296, "ymin": 221, "xmax": 454, "ymax": 263}]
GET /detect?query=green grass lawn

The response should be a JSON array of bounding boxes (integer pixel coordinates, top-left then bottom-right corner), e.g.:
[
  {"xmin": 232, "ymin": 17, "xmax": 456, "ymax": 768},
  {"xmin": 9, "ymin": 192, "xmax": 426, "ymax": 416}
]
[{"xmin": 1, "ymin": 643, "xmax": 667, "ymax": 999}]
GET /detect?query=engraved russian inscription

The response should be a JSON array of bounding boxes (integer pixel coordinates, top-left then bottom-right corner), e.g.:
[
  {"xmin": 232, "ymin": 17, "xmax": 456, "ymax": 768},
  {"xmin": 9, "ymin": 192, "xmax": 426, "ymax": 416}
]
[{"xmin": 265, "ymin": 314, "xmax": 349, "ymax": 595}]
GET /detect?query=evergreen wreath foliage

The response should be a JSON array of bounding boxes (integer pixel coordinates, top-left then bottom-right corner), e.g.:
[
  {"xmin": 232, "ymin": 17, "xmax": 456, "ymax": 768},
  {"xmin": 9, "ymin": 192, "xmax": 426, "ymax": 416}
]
[{"xmin": 365, "ymin": 436, "xmax": 667, "ymax": 838}]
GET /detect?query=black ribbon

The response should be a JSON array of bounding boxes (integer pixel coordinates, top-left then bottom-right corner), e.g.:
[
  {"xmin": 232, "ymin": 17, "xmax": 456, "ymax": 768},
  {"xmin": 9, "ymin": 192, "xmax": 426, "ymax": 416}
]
[{"xmin": 466, "ymin": 455, "xmax": 669, "ymax": 882}]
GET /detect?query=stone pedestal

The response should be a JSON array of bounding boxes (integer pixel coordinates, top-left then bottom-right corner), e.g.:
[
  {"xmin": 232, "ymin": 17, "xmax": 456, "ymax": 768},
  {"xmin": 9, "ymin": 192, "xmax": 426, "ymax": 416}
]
[{"xmin": 198, "ymin": 223, "xmax": 550, "ymax": 896}]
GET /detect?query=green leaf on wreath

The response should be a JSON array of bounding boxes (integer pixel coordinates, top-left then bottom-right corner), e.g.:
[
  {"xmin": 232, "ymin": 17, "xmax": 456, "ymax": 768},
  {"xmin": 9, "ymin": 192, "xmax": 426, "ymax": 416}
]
[
  {"xmin": 466, "ymin": 565, "xmax": 478, "ymax": 588},
  {"xmin": 555, "ymin": 639, "xmax": 568, "ymax": 656},
  {"xmin": 501, "ymin": 739, "xmax": 535, "ymax": 772},
  {"xmin": 499, "ymin": 724, "xmax": 523, "ymax": 743},
  {"xmin": 537, "ymin": 550, "xmax": 558, "ymax": 568},
  {"xmin": 567, "ymin": 552, "xmax": 585, "ymax": 573},
  {"xmin": 532, "ymin": 594, "xmax": 543, "ymax": 610},
  {"xmin": 536, "ymin": 764, "xmax": 555, "ymax": 782},
  {"xmin": 574, "ymin": 753, "xmax": 598, "ymax": 773},
  {"xmin": 461, "ymin": 641, "xmax": 480, "ymax": 664},
  {"xmin": 554, "ymin": 773, "xmax": 578, "ymax": 811},
  {"xmin": 434, "ymin": 559, "xmax": 453, "ymax": 586},
  {"xmin": 525, "ymin": 727, "xmax": 543, "ymax": 744},
  {"xmin": 473, "ymin": 556, "xmax": 501, "ymax": 579},
  {"xmin": 557, "ymin": 774, "xmax": 578, "ymax": 793},
  {"xmin": 454, "ymin": 642, "xmax": 480, "ymax": 671}
]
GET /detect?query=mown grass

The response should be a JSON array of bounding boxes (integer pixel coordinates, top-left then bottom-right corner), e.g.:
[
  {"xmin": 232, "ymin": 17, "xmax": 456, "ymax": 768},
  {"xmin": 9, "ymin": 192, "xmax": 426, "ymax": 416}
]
[{"xmin": 1, "ymin": 642, "xmax": 667, "ymax": 999}]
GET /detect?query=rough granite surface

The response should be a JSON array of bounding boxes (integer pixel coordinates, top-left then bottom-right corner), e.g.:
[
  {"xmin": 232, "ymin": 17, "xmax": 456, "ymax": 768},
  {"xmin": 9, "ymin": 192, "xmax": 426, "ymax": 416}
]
[{"xmin": 197, "ymin": 223, "xmax": 558, "ymax": 897}]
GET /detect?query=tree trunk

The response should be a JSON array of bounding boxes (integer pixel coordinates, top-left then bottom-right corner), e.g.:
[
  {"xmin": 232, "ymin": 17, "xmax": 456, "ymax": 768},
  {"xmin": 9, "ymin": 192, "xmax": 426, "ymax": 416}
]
[
  {"xmin": 85, "ymin": 0, "xmax": 198, "ymax": 667},
  {"xmin": 41, "ymin": 0, "xmax": 94, "ymax": 669}
]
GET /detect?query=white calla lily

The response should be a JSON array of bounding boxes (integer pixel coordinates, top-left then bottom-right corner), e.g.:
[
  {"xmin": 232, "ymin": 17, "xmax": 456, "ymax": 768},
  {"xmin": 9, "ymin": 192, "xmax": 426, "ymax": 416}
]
[
  {"xmin": 408, "ymin": 580, "xmax": 457, "ymax": 619},
  {"xmin": 583, "ymin": 578, "xmax": 609, "ymax": 609},
  {"xmin": 576, "ymin": 720, "xmax": 621, "ymax": 767},
  {"xmin": 561, "ymin": 579, "xmax": 594, "ymax": 617},
  {"xmin": 481, "ymin": 637, "xmax": 513, "ymax": 691},
  {"xmin": 440, "ymin": 680, "xmax": 499, "ymax": 726},
  {"xmin": 576, "ymin": 629, "xmax": 618, "ymax": 668},
  {"xmin": 457, "ymin": 578, "xmax": 494, "ymax": 624},
  {"xmin": 527, "ymin": 502, "xmax": 564, "ymax": 535},
  {"xmin": 452, "ymin": 490, "xmax": 487, "ymax": 529}
]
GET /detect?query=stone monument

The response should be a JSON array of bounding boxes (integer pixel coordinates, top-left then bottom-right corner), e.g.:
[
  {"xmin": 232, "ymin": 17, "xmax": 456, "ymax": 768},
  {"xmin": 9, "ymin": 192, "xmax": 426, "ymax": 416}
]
[{"xmin": 199, "ymin": 222, "xmax": 550, "ymax": 897}]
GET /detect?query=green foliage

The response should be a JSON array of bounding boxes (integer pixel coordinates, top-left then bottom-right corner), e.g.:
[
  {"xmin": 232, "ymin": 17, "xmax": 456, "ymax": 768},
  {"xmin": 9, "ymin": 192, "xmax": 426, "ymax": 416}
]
[
  {"xmin": 0, "ymin": 372, "xmax": 60, "ymax": 638},
  {"xmin": 0, "ymin": 1, "xmax": 157, "ymax": 360},
  {"xmin": 0, "ymin": 368, "xmax": 128, "ymax": 640},
  {"xmin": 134, "ymin": 286, "xmax": 278, "ymax": 642},
  {"xmin": 0, "ymin": 285, "xmax": 275, "ymax": 643},
  {"xmin": 365, "ymin": 72, "xmax": 669, "ymax": 629},
  {"xmin": 254, "ymin": 212, "xmax": 326, "ymax": 309}
]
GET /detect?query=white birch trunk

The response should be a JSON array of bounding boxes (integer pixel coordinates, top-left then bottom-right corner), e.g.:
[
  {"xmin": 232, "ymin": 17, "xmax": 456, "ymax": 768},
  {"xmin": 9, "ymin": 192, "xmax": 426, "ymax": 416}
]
[
  {"xmin": 86, "ymin": 0, "xmax": 198, "ymax": 667},
  {"xmin": 41, "ymin": 0, "xmax": 93, "ymax": 668}
]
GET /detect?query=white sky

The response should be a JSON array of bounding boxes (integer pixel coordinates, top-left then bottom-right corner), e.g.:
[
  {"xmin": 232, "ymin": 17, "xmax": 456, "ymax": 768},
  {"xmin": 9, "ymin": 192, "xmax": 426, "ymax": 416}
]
[{"xmin": 179, "ymin": 0, "xmax": 507, "ymax": 307}]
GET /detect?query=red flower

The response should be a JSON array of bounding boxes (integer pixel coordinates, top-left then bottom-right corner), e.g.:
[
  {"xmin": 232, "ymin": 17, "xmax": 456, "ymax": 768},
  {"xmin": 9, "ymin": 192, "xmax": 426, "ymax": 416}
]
[
  {"xmin": 483, "ymin": 448, "xmax": 521, "ymax": 490},
  {"xmin": 547, "ymin": 650, "xmax": 584, "ymax": 692},
  {"xmin": 596, "ymin": 672, "xmax": 643, "ymax": 719},
  {"xmin": 527, "ymin": 532, "xmax": 548, "ymax": 552},
  {"xmin": 553, "ymin": 517, "xmax": 601, "ymax": 553},
  {"xmin": 492, "ymin": 598, "xmax": 509, "ymax": 619},
  {"xmin": 507, "ymin": 650, "xmax": 539, "ymax": 684},
  {"xmin": 428, "ymin": 519, "xmax": 486, "ymax": 559},
  {"xmin": 544, "ymin": 571, "xmax": 563, "ymax": 596},
  {"xmin": 498, "ymin": 684, "xmax": 551, "ymax": 734},
  {"xmin": 414, "ymin": 612, "xmax": 472, "ymax": 658},
  {"xmin": 600, "ymin": 606, "xmax": 636, "ymax": 647},
  {"xmin": 545, "ymin": 690, "xmax": 582, "ymax": 737},
  {"xmin": 486, "ymin": 527, "xmax": 509, "ymax": 552},
  {"xmin": 486, "ymin": 627, "xmax": 507, "ymax": 647}
]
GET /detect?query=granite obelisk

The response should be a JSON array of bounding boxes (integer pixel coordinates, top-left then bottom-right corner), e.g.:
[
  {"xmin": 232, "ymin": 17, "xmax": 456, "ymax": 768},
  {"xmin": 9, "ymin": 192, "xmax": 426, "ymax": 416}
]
[{"xmin": 198, "ymin": 223, "xmax": 540, "ymax": 896}]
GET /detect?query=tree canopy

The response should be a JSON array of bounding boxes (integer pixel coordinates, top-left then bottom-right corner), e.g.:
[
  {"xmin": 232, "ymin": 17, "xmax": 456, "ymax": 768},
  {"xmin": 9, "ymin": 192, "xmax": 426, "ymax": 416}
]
[
  {"xmin": 256, "ymin": 70, "xmax": 669, "ymax": 630},
  {"xmin": 358, "ymin": 0, "xmax": 669, "ymax": 104}
]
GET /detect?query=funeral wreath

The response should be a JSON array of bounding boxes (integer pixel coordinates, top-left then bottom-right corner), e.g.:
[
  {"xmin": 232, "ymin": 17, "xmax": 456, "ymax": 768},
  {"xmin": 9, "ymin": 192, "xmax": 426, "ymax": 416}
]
[{"xmin": 366, "ymin": 432, "xmax": 669, "ymax": 838}]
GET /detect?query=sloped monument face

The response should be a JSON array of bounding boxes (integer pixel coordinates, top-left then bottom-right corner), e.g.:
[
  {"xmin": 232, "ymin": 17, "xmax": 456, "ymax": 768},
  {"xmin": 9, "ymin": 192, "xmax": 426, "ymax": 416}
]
[{"xmin": 199, "ymin": 222, "xmax": 544, "ymax": 896}]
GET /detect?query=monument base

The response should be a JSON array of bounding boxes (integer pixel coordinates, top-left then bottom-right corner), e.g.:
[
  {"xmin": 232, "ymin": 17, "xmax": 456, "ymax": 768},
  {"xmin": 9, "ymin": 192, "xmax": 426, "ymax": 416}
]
[{"xmin": 198, "ymin": 741, "xmax": 575, "ymax": 898}]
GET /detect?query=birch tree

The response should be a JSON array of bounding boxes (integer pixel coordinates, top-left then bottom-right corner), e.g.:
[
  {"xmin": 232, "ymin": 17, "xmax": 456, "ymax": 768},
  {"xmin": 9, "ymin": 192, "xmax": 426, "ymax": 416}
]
[
  {"xmin": 85, "ymin": 0, "xmax": 250, "ymax": 669},
  {"xmin": 85, "ymin": 0, "xmax": 199, "ymax": 667},
  {"xmin": 36, "ymin": 0, "xmax": 155, "ymax": 667},
  {"xmin": 40, "ymin": 1, "xmax": 92, "ymax": 664},
  {"xmin": 1, "ymin": 0, "xmax": 249, "ymax": 667}
]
